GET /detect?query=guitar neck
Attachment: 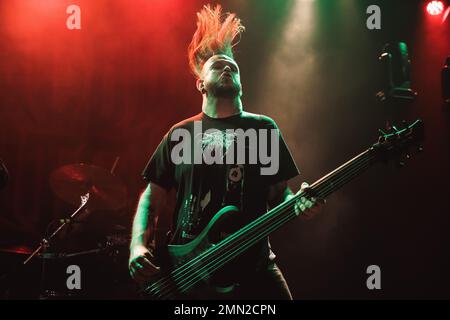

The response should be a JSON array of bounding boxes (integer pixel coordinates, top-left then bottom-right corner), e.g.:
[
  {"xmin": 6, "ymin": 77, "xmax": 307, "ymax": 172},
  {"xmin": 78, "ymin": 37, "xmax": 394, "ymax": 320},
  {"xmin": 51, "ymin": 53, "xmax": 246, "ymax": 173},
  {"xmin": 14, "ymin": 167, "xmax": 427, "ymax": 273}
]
[{"xmin": 201, "ymin": 147, "xmax": 378, "ymax": 277}]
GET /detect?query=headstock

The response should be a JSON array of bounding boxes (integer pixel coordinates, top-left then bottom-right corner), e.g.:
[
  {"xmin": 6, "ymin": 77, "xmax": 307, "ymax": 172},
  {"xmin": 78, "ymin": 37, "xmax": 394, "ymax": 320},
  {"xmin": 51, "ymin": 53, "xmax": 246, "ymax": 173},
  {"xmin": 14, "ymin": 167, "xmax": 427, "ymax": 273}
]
[{"xmin": 372, "ymin": 119, "xmax": 424, "ymax": 166}]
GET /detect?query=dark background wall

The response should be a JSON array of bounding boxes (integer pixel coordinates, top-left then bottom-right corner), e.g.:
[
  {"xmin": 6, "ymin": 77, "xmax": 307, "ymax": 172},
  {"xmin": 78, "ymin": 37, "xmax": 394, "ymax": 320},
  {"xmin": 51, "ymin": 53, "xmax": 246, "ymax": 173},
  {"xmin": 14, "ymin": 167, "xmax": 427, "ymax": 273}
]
[{"xmin": 0, "ymin": 0, "xmax": 449, "ymax": 298}]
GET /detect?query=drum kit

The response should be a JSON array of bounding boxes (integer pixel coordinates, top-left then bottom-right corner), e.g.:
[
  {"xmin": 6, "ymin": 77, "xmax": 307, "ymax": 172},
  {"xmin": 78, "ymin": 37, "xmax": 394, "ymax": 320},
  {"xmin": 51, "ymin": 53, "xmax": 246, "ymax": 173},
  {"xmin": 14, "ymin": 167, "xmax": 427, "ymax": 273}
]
[{"xmin": 0, "ymin": 163, "xmax": 137, "ymax": 299}]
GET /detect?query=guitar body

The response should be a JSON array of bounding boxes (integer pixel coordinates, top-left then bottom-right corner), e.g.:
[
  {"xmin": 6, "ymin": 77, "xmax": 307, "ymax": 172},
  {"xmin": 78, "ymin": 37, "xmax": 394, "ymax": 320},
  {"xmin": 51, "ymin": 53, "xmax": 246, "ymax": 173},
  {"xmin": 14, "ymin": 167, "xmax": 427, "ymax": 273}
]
[{"xmin": 144, "ymin": 205, "xmax": 243, "ymax": 299}]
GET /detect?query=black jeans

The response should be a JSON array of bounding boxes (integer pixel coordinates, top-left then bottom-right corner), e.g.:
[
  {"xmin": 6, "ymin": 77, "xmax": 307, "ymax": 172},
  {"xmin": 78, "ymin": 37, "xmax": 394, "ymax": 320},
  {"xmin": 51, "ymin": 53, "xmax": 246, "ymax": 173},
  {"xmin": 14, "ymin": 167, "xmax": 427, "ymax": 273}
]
[{"xmin": 206, "ymin": 262, "xmax": 293, "ymax": 300}]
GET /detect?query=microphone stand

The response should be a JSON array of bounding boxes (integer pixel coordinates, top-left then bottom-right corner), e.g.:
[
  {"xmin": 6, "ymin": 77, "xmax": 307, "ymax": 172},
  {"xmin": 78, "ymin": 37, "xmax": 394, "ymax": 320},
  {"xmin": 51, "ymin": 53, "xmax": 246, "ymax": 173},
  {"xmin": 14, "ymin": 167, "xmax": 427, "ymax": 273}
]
[{"xmin": 23, "ymin": 193, "xmax": 90, "ymax": 299}]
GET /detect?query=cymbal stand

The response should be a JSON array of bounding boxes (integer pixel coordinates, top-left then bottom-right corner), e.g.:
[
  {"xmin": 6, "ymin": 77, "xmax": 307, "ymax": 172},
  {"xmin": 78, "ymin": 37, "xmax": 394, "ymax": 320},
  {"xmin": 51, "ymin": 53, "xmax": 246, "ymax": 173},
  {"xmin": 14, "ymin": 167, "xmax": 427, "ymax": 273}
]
[{"xmin": 23, "ymin": 193, "xmax": 90, "ymax": 298}]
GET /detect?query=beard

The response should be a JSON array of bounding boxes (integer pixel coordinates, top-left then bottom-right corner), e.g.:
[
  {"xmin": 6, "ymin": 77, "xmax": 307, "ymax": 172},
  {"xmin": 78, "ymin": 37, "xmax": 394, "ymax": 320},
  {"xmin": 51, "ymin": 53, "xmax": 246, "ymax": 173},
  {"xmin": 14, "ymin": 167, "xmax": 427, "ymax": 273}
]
[{"xmin": 208, "ymin": 79, "xmax": 242, "ymax": 98}]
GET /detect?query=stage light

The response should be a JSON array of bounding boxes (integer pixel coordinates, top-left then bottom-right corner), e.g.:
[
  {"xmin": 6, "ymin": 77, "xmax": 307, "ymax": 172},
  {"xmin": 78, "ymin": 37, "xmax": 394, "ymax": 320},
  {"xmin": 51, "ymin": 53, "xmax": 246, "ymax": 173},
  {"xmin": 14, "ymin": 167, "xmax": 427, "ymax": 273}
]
[
  {"xmin": 377, "ymin": 42, "xmax": 417, "ymax": 101},
  {"xmin": 426, "ymin": 1, "xmax": 445, "ymax": 16}
]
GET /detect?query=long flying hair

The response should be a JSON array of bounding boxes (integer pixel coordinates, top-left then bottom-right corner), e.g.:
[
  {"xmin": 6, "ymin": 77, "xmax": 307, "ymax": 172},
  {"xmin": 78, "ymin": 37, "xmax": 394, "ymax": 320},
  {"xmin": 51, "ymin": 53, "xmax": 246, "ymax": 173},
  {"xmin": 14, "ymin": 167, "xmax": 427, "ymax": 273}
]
[{"xmin": 188, "ymin": 4, "xmax": 245, "ymax": 78}]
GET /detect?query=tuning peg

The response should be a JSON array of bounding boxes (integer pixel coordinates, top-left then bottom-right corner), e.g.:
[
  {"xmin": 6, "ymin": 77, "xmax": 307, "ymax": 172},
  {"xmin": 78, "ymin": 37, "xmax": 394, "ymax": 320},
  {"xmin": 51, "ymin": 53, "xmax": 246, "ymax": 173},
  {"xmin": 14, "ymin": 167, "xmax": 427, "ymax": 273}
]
[{"xmin": 418, "ymin": 145, "xmax": 423, "ymax": 152}]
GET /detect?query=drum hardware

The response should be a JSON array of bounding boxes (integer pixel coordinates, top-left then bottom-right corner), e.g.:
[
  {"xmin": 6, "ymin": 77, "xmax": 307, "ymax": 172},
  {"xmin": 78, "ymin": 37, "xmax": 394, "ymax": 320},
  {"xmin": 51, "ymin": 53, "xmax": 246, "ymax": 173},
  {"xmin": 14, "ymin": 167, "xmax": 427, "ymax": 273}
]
[
  {"xmin": 3, "ymin": 161, "xmax": 129, "ymax": 299},
  {"xmin": 22, "ymin": 193, "xmax": 90, "ymax": 299}
]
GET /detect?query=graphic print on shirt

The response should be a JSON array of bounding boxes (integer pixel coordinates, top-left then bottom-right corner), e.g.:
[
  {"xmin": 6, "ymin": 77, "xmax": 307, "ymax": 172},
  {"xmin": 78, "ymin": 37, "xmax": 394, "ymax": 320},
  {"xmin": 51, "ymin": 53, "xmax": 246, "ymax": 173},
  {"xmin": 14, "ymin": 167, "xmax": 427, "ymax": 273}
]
[
  {"xmin": 180, "ymin": 129, "xmax": 245, "ymax": 241},
  {"xmin": 198, "ymin": 129, "xmax": 237, "ymax": 160}
]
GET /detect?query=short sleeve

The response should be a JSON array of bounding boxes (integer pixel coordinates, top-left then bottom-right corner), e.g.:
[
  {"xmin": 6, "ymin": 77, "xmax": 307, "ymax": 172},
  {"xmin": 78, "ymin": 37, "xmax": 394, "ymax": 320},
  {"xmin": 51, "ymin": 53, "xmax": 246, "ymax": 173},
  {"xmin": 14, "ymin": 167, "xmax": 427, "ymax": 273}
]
[
  {"xmin": 142, "ymin": 132, "xmax": 175, "ymax": 190},
  {"xmin": 263, "ymin": 119, "xmax": 300, "ymax": 185}
]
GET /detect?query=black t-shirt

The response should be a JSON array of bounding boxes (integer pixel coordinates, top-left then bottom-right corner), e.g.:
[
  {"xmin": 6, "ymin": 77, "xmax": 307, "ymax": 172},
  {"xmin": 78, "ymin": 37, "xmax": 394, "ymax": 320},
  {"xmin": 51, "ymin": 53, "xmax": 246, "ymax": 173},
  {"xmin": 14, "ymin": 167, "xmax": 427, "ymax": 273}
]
[{"xmin": 142, "ymin": 111, "xmax": 299, "ymax": 273}]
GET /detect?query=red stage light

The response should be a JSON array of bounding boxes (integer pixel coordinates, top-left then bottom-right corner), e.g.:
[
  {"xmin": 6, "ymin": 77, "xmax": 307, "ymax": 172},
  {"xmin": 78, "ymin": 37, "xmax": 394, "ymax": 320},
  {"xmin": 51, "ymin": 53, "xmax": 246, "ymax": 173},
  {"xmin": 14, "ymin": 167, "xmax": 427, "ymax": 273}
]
[{"xmin": 426, "ymin": 1, "xmax": 445, "ymax": 15}]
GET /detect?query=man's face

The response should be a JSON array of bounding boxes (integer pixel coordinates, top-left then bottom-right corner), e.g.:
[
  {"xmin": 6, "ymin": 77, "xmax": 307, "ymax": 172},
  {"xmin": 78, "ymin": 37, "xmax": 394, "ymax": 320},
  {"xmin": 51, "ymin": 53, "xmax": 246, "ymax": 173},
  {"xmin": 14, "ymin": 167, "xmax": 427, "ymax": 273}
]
[{"xmin": 199, "ymin": 54, "xmax": 242, "ymax": 98}]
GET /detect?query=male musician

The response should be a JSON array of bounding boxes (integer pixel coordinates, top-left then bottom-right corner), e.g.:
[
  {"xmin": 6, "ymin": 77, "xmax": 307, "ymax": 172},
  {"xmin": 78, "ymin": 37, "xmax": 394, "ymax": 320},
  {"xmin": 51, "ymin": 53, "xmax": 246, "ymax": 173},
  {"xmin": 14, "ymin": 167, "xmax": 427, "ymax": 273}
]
[{"xmin": 129, "ymin": 4, "xmax": 319, "ymax": 299}]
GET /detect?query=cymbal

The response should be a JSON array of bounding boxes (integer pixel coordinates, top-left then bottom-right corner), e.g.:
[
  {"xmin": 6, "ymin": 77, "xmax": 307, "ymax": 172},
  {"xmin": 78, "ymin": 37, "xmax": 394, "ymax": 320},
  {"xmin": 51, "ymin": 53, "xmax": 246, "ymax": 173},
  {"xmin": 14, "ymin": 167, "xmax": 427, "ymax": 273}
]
[{"xmin": 50, "ymin": 163, "xmax": 127, "ymax": 211}]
